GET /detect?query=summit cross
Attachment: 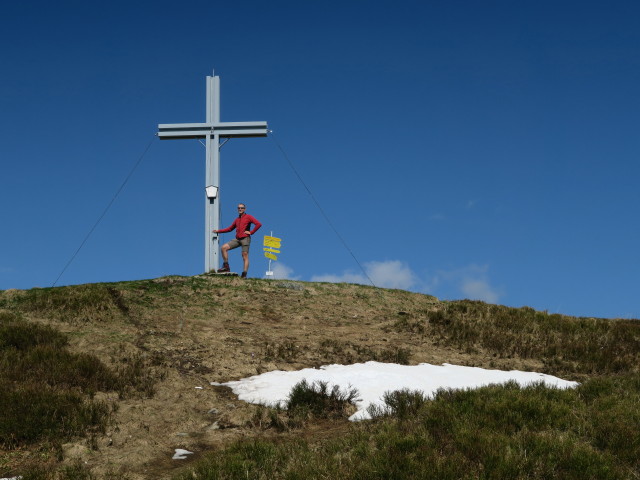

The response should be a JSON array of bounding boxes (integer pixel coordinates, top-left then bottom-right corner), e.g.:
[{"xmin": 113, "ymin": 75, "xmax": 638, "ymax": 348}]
[{"xmin": 158, "ymin": 74, "xmax": 268, "ymax": 273}]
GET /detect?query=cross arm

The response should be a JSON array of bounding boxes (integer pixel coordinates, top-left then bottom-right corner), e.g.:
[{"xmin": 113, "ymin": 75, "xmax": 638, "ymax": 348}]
[{"xmin": 158, "ymin": 121, "xmax": 268, "ymax": 139}]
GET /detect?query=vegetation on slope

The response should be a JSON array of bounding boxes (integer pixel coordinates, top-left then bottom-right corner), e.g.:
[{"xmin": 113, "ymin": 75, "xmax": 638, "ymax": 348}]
[
  {"xmin": 0, "ymin": 276, "xmax": 638, "ymax": 479},
  {"xmin": 176, "ymin": 376, "xmax": 640, "ymax": 480},
  {"xmin": 0, "ymin": 307, "xmax": 159, "ymax": 477},
  {"xmin": 395, "ymin": 301, "xmax": 640, "ymax": 375}
]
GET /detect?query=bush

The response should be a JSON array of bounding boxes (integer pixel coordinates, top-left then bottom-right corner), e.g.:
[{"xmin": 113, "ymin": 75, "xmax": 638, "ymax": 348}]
[
  {"xmin": 427, "ymin": 301, "xmax": 640, "ymax": 375},
  {"xmin": 1, "ymin": 345, "xmax": 117, "ymax": 392},
  {"xmin": 0, "ymin": 319, "xmax": 158, "ymax": 448},
  {"xmin": 176, "ymin": 378, "xmax": 640, "ymax": 479},
  {"xmin": 7, "ymin": 285, "xmax": 128, "ymax": 323},
  {"xmin": 0, "ymin": 382, "xmax": 110, "ymax": 448},
  {"xmin": 318, "ymin": 339, "xmax": 412, "ymax": 365},
  {"xmin": 285, "ymin": 380, "xmax": 360, "ymax": 419},
  {"xmin": 0, "ymin": 312, "xmax": 67, "ymax": 350},
  {"xmin": 17, "ymin": 461, "xmax": 112, "ymax": 480},
  {"xmin": 368, "ymin": 388, "xmax": 429, "ymax": 420}
]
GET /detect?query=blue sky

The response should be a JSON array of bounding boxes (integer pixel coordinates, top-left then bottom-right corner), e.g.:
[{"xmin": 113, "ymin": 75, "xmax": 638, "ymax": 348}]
[{"xmin": 1, "ymin": 0, "xmax": 639, "ymax": 319}]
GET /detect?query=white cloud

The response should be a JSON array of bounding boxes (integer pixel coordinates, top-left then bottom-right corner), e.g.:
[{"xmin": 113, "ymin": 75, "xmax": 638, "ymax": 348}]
[
  {"xmin": 432, "ymin": 264, "xmax": 503, "ymax": 303},
  {"xmin": 461, "ymin": 278, "xmax": 500, "ymax": 303},
  {"xmin": 310, "ymin": 261, "xmax": 503, "ymax": 304},
  {"xmin": 312, "ymin": 272, "xmax": 368, "ymax": 284},
  {"xmin": 312, "ymin": 260, "xmax": 417, "ymax": 290},
  {"xmin": 270, "ymin": 262, "xmax": 299, "ymax": 280},
  {"xmin": 366, "ymin": 260, "xmax": 417, "ymax": 289}
]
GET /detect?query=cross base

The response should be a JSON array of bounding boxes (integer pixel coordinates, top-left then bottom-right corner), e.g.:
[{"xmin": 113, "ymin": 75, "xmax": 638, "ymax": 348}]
[{"xmin": 207, "ymin": 271, "xmax": 239, "ymax": 277}]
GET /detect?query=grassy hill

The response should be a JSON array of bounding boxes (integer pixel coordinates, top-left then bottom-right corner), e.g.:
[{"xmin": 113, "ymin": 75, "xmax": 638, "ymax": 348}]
[{"xmin": 1, "ymin": 275, "xmax": 638, "ymax": 479}]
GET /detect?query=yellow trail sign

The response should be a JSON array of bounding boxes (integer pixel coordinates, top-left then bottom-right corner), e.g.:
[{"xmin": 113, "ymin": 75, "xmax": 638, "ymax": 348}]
[
  {"xmin": 263, "ymin": 236, "xmax": 282, "ymax": 248},
  {"xmin": 264, "ymin": 235, "xmax": 282, "ymax": 261}
]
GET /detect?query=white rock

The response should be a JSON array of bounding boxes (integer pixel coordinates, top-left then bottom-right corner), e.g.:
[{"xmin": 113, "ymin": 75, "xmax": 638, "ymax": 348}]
[{"xmin": 172, "ymin": 448, "xmax": 194, "ymax": 460}]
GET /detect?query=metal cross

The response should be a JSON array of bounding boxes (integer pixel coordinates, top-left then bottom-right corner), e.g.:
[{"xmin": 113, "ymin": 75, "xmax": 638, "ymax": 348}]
[{"xmin": 158, "ymin": 74, "xmax": 268, "ymax": 273}]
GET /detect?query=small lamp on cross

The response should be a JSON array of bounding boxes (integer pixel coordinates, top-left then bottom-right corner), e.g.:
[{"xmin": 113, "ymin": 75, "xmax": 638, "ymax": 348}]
[{"xmin": 205, "ymin": 186, "xmax": 218, "ymax": 199}]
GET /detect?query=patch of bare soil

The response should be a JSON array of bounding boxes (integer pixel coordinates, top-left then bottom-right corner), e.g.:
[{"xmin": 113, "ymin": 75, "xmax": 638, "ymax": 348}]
[{"xmin": 3, "ymin": 275, "xmax": 544, "ymax": 479}]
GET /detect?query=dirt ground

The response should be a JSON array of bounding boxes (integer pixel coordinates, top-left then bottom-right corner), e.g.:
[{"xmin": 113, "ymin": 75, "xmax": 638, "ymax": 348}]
[{"xmin": 1, "ymin": 275, "xmax": 545, "ymax": 479}]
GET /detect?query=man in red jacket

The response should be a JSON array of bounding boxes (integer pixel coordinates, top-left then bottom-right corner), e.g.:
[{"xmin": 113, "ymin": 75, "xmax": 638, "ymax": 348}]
[{"xmin": 213, "ymin": 203, "xmax": 262, "ymax": 278}]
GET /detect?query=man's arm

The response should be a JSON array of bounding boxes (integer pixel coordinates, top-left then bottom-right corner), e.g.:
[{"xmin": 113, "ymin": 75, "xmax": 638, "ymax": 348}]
[
  {"xmin": 248, "ymin": 216, "xmax": 262, "ymax": 235},
  {"xmin": 214, "ymin": 219, "xmax": 237, "ymax": 234}
]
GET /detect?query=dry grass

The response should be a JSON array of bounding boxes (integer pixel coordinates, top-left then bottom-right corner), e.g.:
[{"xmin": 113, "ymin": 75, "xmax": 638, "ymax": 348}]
[
  {"xmin": 0, "ymin": 311, "xmax": 158, "ymax": 452},
  {"xmin": 0, "ymin": 276, "xmax": 638, "ymax": 479},
  {"xmin": 177, "ymin": 376, "xmax": 640, "ymax": 480},
  {"xmin": 423, "ymin": 301, "xmax": 640, "ymax": 375}
]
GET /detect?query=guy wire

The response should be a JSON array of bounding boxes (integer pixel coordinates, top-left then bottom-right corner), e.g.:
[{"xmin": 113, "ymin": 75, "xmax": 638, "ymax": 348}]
[
  {"xmin": 269, "ymin": 132, "xmax": 376, "ymax": 288},
  {"xmin": 52, "ymin": 134, "xmax": 157, "ymax": 287}
]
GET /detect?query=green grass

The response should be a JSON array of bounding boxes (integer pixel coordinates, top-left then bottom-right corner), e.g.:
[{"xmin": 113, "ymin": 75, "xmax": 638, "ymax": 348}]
[
  {"xmin": 263, "ymin": 340, "xmax": 300, "ymax": 361},
  {"xmin": 249, "ymin": 380, "xmax": 361, "ymax": 431},
  {"xmin": 0, "ymin": 312, "xmax": 157, "ymax": 449},
  {"xmin": 176, "ymin": 376, "xmax": 640, "ymax": 480},
  {"xmin": 395, "ymin": 300, "xmax": 640, "ymax": 375},
  {"xmin": 3, "ymin": 284, "xmax": 129, "ymax": 323},
  {"xmin": 3, "ymin": 277, "xmax": 640, "ymax": 479},
  {"xmin": 17, "ymin": 462, "xmax": 128, "ymax": 480},
  {"xmin": 318, "ymin": 339, "xmax": 412, "ymax": 365},
  {"xmin": 0, "ymin": 384, "xmax": 111, "ymax": 449},
  {"xmin": 367, "ymin": 388, "xmax": 430, "ymax": 420},
  {"xmin": 285, "ymin": 380, "xmax": 360, "ymax": 419},
  {"xmin": 0, "ymin": 315, "xmax": 68, "ymax": 349}
]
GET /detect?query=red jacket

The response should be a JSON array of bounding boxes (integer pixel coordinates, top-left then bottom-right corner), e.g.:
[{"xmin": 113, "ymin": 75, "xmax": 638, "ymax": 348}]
[{"xmin": 217, "ymin": 214, "xmax": 262, "ymax": 239}]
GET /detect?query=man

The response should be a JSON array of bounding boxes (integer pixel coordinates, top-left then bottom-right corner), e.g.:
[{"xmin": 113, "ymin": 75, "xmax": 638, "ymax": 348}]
[{"xmin": 213, "ymin": 203, "xmax": 262, "ymax": 278}]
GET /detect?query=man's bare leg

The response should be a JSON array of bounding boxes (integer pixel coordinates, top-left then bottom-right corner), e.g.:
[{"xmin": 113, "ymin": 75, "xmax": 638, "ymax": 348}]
[
  {"xmin": 221, "ymin": 244, "xmax": 230, "ymax": 263},
  {"xmin": 242, "ymin": 251, "xmax": 249, "ymax": 276}
]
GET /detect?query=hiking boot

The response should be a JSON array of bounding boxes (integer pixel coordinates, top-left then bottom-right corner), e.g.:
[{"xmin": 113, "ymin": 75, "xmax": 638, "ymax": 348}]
[
  {"xmin": 241, "ymin": 271, "xmax": 247, "ymax": 278},
  {"xmin": 217, "ymin": 263, "xmax": 230, "ymax": 273}
]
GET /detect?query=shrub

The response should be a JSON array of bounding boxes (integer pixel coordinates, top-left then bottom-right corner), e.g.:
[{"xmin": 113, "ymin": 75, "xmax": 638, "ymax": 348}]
[
  {"xmin": 377, "ymin": 346, "xmax": 412, "ymax": 365},
  {"xmin": 0, "ymin": 382, "xmax": 110, "ymax": 448},
  {"xmin": 176, "ymin": 378, "xmax": 639, "ymax": 479},
  {"xmin": 427, "ymin": 301, "xmax": 640, "ymax": 375},
  {"xmin": 8, "ymin": 285, "xmax": 128, "ymax": 323},
  {"xmin": 318, "ymin": 339, "xmax": 412, "ymax": 366},
  {"xmin": 0, "ymin": 319, "xmax": 158, "ymax": 448},
  {"xmin": 285, "ymin": 380, "xmax": 360, "ymax": 419},
  {"xmin": 16, "ymin": 462, "xmax": 110, "ymax": 480},
  {"xmin": 368, "ymin": 388, "xmax": 429, "ymax": 420},
  {"xmin": 0, "ymin": 320, "xmax": 68, "ymax": 350}
]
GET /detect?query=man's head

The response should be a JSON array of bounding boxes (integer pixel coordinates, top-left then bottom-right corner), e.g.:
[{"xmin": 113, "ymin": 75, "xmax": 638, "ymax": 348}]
[{"xmin": 237, "ymin": 203, "xmax": 246, "ymax": 214}]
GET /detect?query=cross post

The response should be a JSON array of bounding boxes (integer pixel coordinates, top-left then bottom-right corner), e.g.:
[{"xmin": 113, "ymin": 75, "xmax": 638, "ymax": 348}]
[{"xmin": 158, "ymin": 74, "xmax": 268, "ymax": 273}]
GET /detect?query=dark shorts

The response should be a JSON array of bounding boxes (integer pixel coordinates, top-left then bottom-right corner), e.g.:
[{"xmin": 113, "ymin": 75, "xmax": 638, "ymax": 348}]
[{"xmin": 227, "ymin": 236, "xmax": 251, "ymax": 253}]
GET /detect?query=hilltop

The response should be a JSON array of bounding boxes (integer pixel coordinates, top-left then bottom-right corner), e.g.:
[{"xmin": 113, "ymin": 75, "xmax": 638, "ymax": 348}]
[{"xmin": 1, "ymin": 275, "xmax": 639, "ymax": 479}]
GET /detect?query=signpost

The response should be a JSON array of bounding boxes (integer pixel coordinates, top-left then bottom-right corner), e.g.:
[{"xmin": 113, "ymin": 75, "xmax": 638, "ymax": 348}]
[
  {"xmin": 158, "ymin": 74, "xmax": 268, "ymax": 273},
  {"xmin": 263, "ymin": 234, "xmax": 282, "ymax": 278}
]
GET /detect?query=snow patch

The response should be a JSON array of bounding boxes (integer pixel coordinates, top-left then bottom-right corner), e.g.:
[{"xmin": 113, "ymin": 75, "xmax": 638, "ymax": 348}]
[{"xmin": 214, "ymin": 361, "xmax": 578, "ymax": 421}]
